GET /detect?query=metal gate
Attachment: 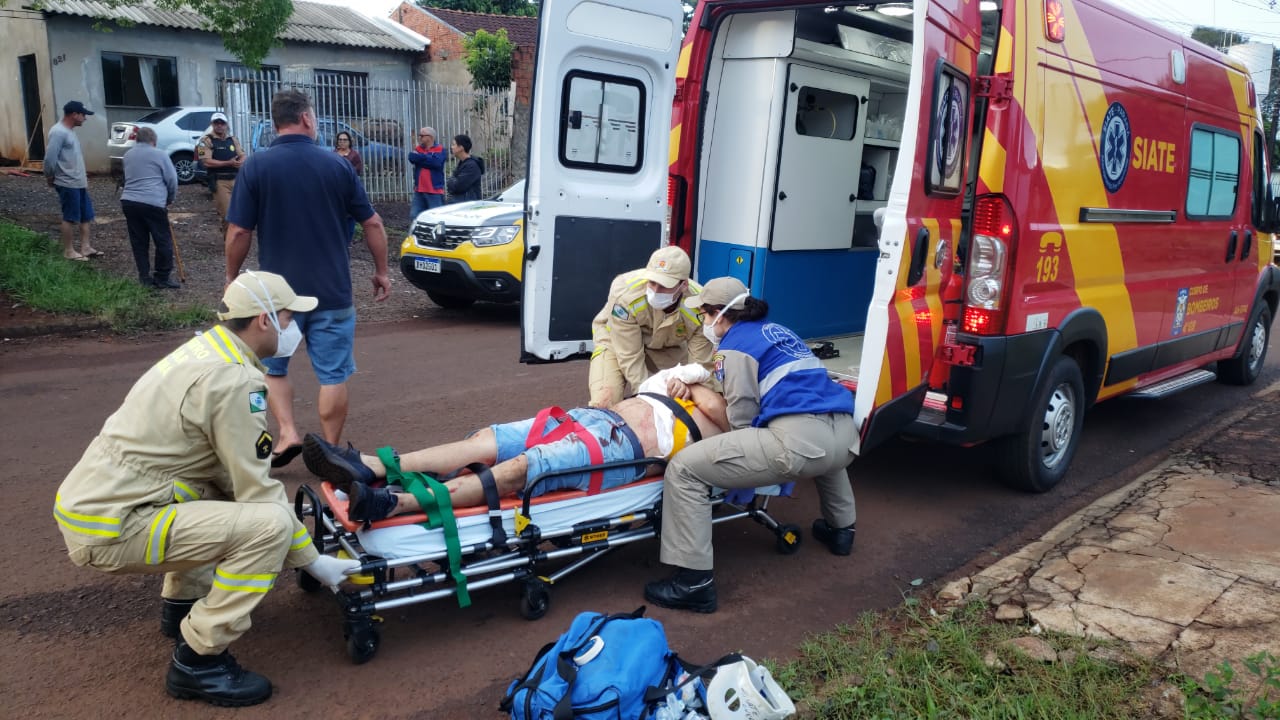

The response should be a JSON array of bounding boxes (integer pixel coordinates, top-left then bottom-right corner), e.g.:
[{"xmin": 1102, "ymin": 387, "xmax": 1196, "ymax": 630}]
[{"xmin": 219, "ymin": 71, "xmax": 522, "ymax": 201}]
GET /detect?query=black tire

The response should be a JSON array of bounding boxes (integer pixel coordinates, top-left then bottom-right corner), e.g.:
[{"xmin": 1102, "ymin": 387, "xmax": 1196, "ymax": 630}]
[
  {"xmin": 426, "ymin": 290, "xmax": 476, "ymax": 310},
  {"xmin": 1219, "ymin": 306, "xmax": 1271, "ymax": 386},
  {"xmin": 297, "ymin": 567, "xmax": 322, "ymax": 593},
  {"xmin": 520, "ymin": 579, "xmax": 550, "ymax": 620},
  {"xmin": 776, "ymin": 523, "xmax": 802, "ymax": 555},
  {"xmin": 345, "ymin": 625, "xmax": 380, "ymax": 664},
  {"xmin": 171, "ymin": 152, "xmax": 197, "ymax": 184},
  {"xmin": 995, "ymin": 355, "xmax": 1086, "ymax": 493}
]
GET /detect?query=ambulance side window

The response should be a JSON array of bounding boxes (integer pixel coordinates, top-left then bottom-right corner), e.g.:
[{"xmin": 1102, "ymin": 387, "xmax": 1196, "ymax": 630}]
[
  {"xmin": 1185, "ymin": 127, "xmax": 1240, "ymax": 219},
  {"xmin": 558, "ymin": 71, "xmax": 646, "ymax": 173},
  {"xmin": 1250, "ymin": 131, "xmax": 1274, "ymax": 230},
  {"xmin": 926, "ymin": 62, "xmax": 970, "ymax": 197}
]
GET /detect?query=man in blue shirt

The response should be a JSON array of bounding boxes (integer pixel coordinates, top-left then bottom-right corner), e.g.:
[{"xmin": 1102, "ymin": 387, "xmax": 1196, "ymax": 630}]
[{"xmin": 225, "ymin": 89, "xmax": 392, "ymax": 466}]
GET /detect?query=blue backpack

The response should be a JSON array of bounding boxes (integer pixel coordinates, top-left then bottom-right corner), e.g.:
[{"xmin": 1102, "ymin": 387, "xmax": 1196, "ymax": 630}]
[{"xmin": 501, "ymin": 607, "xmax": 678, "ymax": 720}]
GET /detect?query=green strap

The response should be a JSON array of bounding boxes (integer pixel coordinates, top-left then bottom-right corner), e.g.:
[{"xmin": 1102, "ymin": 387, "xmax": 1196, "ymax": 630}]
[{"xmin": 375, "ymin": 446, "xmax": 470, "ymax": 607}]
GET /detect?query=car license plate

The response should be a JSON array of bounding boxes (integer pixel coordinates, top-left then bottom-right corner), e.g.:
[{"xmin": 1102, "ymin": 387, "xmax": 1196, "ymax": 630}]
[{"xmin": 414, "ymin": 257, "xmax": 441, "ymax": 274}]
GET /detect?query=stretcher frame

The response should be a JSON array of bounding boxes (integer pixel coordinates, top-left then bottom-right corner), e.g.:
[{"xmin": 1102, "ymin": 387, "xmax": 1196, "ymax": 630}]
[{"xmin": 292, "ymin": 457, "xmax": 803, "ymax": 663}]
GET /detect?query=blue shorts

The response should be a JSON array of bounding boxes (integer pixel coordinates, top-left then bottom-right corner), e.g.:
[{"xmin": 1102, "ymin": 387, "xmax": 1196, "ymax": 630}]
[
  {"xmin": 56, "ymin": 186, "xmax": 95, "ymax": 223},
  {"xmin": 491, "ymin": 408, "xmax": 646, "ymax": 497},
  {"xmin": 262, "ymin": 305, "xmax": 356, "ymax": 385}
]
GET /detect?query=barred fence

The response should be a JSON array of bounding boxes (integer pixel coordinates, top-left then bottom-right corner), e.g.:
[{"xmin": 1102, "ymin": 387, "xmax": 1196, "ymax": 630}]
[{"xmin": 217, "ymin": 70, "xmax": 524, "ymax": 201}]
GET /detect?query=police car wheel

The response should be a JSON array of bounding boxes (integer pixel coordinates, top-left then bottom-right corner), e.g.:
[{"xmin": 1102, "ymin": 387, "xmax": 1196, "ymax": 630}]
[
  {"xmin": 1218, "ymin": 306, "xmax": 1271, "ymax": 386},
  {"xmin": 995, "ymin": 355, "xmax": 1085, "ymax": 494},
  {"xmin": 426, "ymin": 290, "xmax": 476, "ymax": 310}
]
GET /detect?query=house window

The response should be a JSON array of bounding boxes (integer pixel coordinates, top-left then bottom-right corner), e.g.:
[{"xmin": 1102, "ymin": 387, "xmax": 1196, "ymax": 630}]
[
  {"xmin": 1186, "ymin": 126, "xmax": 1240, "ymax": 219},
  {"xmin": 101, "ymin": 52, "xmax": 178, "ymax": 108},
  {"xmin": 216, "ymin": 61, "xmax": 280, "ymax": 115},
  {"xmin": 314, "ymin": 70, "xmax": 368, "ymax": 119},
  {"xmin": 558, "ymin": 70, "xmax": 645, "ymax": 173}
]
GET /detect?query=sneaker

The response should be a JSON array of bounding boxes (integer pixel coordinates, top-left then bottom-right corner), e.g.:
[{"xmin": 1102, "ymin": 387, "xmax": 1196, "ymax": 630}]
[
  {"xmin": 347, "ymin": 481, "xmax": 399, "ymax": 523},
  {"xmin": 643, "ymin": 568, "xmax": 717, "ymax": 613},
  {"xmin": 160, "ymin": 597, "xmax": 198, "ymax": 639},
  {"xmin": 302, "ymin": 432, "xmax": 374, "ymax": 492},
  {"xmin": 812, "ymin": 519, "xmax": 856, "ymax": 556},
  {"xmin": 153, "ymin": 276, "xmax": 181, "ymax": 289},
  {"xmin": 165, "ymin": 643, "xmax": 272, "ymax": 707}
]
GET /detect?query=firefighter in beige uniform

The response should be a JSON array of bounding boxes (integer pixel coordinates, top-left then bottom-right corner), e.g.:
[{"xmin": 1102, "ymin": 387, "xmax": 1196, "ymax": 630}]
[
  {"xmin": 588, "ymin": 246, "xmax": 714, "ymax": 407},
  {"xmin": 54, "ymin": 271, "xmax": 357, "ymax": 708}
]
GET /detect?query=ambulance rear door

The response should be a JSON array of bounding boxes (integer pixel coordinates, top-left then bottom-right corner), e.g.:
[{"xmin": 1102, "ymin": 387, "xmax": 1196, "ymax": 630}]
[
  {"xmin": 520, "ymin": 0, "xmax": 685, "ymax": 361},
  {"xmin": 854, "ymin": 0, "xmax": 982, "ymax": 453}
]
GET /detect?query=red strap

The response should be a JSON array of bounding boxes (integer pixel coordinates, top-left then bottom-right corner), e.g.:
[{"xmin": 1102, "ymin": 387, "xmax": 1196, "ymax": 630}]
[{"xmin": 524, "ymin": 406, "xmax": 606, "ymax": 494}]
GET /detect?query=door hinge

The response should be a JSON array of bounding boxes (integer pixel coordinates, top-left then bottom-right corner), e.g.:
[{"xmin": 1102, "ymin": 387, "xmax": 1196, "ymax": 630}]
[{"xmin": 974, "ymin": 75, "xmax": 1013, "ymax": 103}]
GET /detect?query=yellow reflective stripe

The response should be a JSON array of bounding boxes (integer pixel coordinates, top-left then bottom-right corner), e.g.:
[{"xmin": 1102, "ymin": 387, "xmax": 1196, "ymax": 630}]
[
  {"xmin": 290, "ymin": 527, "xmax": 311, "ymax": 551},
  {"xmin": 211, "ymin": 325, "xmax": 244, "ymax": 364},
  {"xmin": 626, "ymin": 276, "xmax": 647, "ymax": 290},
  {"xmin": 687, "ymin": 280, "xmax": 702, "ymax": 293},
  {"xmin": 630, "ymin": 298, "xmax": 649, "ymax": 313},
  {"xmin": 679, "ymin": 306, "xmax": 699, "ymax": 324},
  {"xmin": 173, "ymin": 480, "xmax": 199, "ymax": 503},
  {"xmin": 213, "ymin": 569, "xmax": 277, "ymax": 593},
  {"xmin": 202, "ymin": 330, "xmax": 233, "ymax": 364},
  {"xmin": 145, "ymin": 506, "xmax": 178, "ymax": 565},
  {"xmin": 591, "ymin": 345, "xmax": 607, "ymax": 358},
  {"xmin": 53, "ymin": 495, "xmax": 122, "ymax": 538}
]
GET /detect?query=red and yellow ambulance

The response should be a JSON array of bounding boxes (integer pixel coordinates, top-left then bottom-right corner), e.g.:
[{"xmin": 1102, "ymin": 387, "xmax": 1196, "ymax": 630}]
[{"xmin": 520, "ymin": 0, "xmax": 1280, "ymax": 492}]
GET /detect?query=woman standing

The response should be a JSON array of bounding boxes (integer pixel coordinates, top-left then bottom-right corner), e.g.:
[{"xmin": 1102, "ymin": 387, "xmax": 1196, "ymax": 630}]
[
  {"xmin": 644, "ymin": 277, "xmax": 858, "ymax": 613},
  {"xmin": 334, "ymin": 131, "xmax": 363, "ymax": 176}
]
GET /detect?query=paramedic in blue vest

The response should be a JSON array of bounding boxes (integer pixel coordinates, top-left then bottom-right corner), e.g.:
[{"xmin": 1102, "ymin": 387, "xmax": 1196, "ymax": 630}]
[
  {"xmin": 408, "ymin": 126, "xmax": 446, "ymax": 218},
  {"xmin": 53, "ymin": 271, "xmax": 358, "ymax": 707},
  {"xmin": 195, "ymin": 112, "xmax": 245, "ymax": 235},
  {"xmin": 645, "ymin": 277, "xmax": 858, "ymax": 613}
]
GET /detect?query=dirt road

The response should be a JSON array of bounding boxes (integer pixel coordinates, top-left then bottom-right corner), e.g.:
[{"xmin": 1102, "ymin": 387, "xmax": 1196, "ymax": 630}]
[{"xmin": 2, "ymin": 311, "xmax": 1274, "ymax": 719}]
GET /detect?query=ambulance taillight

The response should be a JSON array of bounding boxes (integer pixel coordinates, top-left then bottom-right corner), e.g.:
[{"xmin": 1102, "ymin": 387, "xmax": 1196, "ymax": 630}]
[{"xmin": 962, "ymin": 195, "xmax": 1016, "ymax": 335}]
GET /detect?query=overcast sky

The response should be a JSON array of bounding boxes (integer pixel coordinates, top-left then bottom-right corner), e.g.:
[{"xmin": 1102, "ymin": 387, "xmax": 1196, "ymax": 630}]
[{"xmin": 319, "ymin": 0, "xmax": 1280, "ymax": 47}]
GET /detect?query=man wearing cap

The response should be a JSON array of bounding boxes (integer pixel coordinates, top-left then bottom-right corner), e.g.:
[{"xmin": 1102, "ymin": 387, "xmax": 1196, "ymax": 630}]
[
  {"xmin": 408, "ymin": 126, "xmax": 446, "ymax": 218},
  {"xmin": 588, "ymin": 246, "xmax": 714, "ymax": 408},
  {"xmin": 54, "ymin": 270, "xmax": 359, "ymax": 707},
  {"xmin": 195, "ymin": 112, "xmax": 245, "ymax": 235},
  {"xmin": 44, "ymin": 100, "xmax": 102, "ymax": 261}
]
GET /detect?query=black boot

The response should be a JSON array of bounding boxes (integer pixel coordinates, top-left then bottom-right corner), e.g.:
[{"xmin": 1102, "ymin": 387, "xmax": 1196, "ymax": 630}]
[
  {"xmin": 812, "ymin": 519, "xmax": 856, "ymax": 556},
  {"xmin": 166, "ymin": 642, "xmax": 273, "ymax": 707},
  {"xmin": 644, "ymin": 567, "xmax": 717, "ymax": 613},
  {"xmin": 153, "ymin": 275, "xmax": 181, "ymax": 289},
  {"xmin": 160, "ymin": 598, "xmax": 197, "ymax": 639},
  {"xmin": 139, "ymin": 275, "xmax": 155, "ymax": 288}
]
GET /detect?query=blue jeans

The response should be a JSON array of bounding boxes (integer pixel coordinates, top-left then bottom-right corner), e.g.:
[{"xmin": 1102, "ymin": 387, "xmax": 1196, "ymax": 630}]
[
  {"xmin": 410, "ymin": 192, "xmax": 444, "ymax": 220},
  {"xmin": 491, "ymin": 408, "xmax": 645, "ymax": 496},
  {"xmin": 261, "ymin": 305, "xmax": 356, "ymax": 385}
]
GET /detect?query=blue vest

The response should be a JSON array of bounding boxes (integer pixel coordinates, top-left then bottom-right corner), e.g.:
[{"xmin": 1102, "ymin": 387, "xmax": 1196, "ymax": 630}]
[{"xmin": 721, "ymin": 320, "xmax": 854, "ymax": 427}]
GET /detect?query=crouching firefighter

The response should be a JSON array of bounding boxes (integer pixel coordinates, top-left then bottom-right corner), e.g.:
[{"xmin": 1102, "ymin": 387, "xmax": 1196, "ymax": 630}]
[{"xmin": 53, "ymin": 271, "xmax": 358, "ymax": 707}]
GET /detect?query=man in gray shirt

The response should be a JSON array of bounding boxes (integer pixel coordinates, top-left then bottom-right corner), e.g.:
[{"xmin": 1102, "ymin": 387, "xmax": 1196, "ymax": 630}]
[
  {"xmin": 121, "ymin": 127, "xmax": 180, "ymax": 288},
  {"xmin": 44, "ymin": 100, "xmax": 101, "ymax": 261}
]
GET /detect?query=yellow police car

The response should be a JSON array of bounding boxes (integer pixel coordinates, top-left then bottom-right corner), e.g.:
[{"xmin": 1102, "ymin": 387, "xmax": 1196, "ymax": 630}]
[{"xmin": 399, "ymin": 180, "xmax": 524, "ymax": 308}]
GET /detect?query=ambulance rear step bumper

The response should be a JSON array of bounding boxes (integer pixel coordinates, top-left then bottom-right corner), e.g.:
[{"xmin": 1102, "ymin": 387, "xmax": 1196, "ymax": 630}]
[
  {"xmin": 1128, "ymin": 369, "xmax": 1217, "ymax": 399},
  {"xmin": 914, "ymin": 391, "xmax": 950, "ymax": 424}
]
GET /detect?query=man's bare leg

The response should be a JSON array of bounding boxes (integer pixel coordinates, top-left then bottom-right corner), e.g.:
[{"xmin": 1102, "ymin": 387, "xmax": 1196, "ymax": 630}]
[
  {"xmin": 61, "ymin": 221, "xmax": 82, "ymax": 259},
  {"xmin": 265, "ymin": 374, "xmax": 303, "ymax": 454},
  {"xmin": 318, "ymin": 382, "xmax": 348, "ymax": 444},
  {"xmin": 383, "ymin": 453, "xmax": 529, "ymax": 513},
  {"xmin": 359, "ymin": 427, "xmax": 501, "ymax": 478},
  {"xmin": 79, "ymin": 221, "xmax": 97, "ymax": 256}
]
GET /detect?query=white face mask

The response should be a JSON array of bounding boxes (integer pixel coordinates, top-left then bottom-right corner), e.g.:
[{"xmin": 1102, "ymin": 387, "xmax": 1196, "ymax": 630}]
[
  {"xmin": 234, "ymin": 276, "xmax": 302, "ymax": 358},
  {"xmin": 646, "ymin": 287, "xmax": 679, "ymax": 309},
  {"xmin": 700, "ymin": 292, "xmax": 751, "ymax": 346}
]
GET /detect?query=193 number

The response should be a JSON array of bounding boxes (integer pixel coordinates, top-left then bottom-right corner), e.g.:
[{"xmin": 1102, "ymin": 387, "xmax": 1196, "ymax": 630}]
[{"xmin": 1036, "ymin": 254, "xmax": 1060, "ymax": 282}]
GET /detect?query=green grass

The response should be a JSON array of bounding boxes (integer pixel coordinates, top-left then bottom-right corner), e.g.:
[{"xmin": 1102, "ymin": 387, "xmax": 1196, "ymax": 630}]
[
  {"xmin": 774, "ymin": 601, "xmax": 1162, "ymax": 719},
  {"xmin": 0, "ymin": 219, "xmax": 211, "ymax": 332}
]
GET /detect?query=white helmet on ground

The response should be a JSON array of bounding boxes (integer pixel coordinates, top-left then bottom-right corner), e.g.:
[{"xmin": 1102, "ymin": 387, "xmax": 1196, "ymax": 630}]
[{"xmin": 705, "ymin": 656, "xmax": 796, "ymax": 720}]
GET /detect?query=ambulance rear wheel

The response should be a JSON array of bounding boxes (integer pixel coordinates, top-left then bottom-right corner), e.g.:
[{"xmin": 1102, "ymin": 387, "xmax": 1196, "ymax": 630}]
[
  {"xmin": 1219, "ymin": 306, "xmax": 1270, "ymax": 386},
  {"xmin": 776, "ymin": 524, "xmax": 802, "ymax": 555},
  {"xmin": 521, "ymin": 579, "xmax": 550, "ymax": 620},
  {"xmin": 996, "ymin": 355, "xmax": 1085, "ymax": 494}
]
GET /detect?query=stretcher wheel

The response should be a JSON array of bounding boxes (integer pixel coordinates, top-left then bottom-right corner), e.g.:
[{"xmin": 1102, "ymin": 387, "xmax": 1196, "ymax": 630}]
[
  {"xmin": 297, "ymin": 568, "xmax": 322, "ymax": 593},
  {"xmin": 346, "ymin": 625, "xmax": 380, "ymax": 664},
  {"xmin": 776, "ymin": 524, "xmax": 802, "ymax": 555},
  {"xmin": 520, "ymin": 579, "xmax": 551, "ymax": 620}
]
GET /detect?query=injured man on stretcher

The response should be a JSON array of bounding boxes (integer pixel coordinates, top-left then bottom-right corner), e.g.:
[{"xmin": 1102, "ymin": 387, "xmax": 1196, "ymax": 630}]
[{"xmin": 302, "ymin": 365, "xmax": 729, "ymax": 523}]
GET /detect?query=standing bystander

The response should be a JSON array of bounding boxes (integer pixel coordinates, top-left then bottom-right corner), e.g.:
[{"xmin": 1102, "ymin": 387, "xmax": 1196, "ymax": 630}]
[
  {"xmin": 120, "ymin": 127, "xmax": 180, "ymax": 288},
  {"xmin": 43, "ymin": 100, "xmax": 102, "ymax": 261},
  {"xmin": 446, "ymin": 133, "xmax": 485, "ymax": 203},
  {"xmin": 408, "ymin": 126, "xmax": 445, "ymax": 218},
  {"xmin": 224, "ymin": 90, "xmax": 391, "ymax": 467},
  {"xmin": 195, "ymin": 112, "xmax": 245, "ymax": 236}
]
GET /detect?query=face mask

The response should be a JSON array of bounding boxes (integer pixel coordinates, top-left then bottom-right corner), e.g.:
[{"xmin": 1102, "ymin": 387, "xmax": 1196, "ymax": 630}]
[
  {"xmin": 646, "ymin": 287, "xmax": 679, "ymax": 309},
  {"xmin": 700, "ymin": 292, "xmax": 750, "ymax": 346},
  {"xmin": 273, "ymin": 319, "xmax": 302, "ymax": 358}
]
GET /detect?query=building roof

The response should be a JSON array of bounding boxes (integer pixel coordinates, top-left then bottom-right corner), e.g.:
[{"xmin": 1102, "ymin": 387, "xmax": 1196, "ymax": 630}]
[
  {"xmin": 33, "ymin": 0, "xmax": 429, "ymax": 53},
  {"xmin": 409, "ymin": 6, "xmax": 539, "ymax": 48}
]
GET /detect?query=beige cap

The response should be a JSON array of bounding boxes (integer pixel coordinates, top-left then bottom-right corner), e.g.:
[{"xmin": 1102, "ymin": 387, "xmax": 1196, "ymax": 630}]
[
  {"xmin": 217, "ymin": 271, "xmax": 318, "ymax": 320},
  {"xmin": 640, "ymin": 246, "xmax": 692, "ymax": 288},
  {"xmin": 684, "ymin": 276, "xmax": 749, "ymax": 310}
]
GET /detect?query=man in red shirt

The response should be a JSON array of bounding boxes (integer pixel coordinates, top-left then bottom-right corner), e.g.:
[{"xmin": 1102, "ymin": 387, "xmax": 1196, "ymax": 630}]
[{"xmin": 408, "ymin": 126, "xmax": 446, "ymax": 219}]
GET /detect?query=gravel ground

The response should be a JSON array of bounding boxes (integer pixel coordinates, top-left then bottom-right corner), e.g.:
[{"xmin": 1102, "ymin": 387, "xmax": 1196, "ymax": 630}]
[{"xmin": 0, "ymin": 172, "xmax": 458, "ymax": 325}]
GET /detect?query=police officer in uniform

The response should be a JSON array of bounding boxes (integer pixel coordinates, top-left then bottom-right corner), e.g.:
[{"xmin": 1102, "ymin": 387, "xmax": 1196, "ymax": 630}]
[
  {"xmin": 195, "ymin": 111, "xmax": 245, "ymax": 234},
  {"xmin": 54, "ymin": 271, "xmax": 358, "ymax": 707},
  {"xmin": 644, "ymin": 277, "xmax": 858, "ymax": 613},
  {"xmin": 588, "ymin": 246, "xmax": 714, "ymax": 407}
]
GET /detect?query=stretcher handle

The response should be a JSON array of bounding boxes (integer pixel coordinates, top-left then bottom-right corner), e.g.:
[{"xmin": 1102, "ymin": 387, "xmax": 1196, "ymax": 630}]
[{"xmin": 521, "ymin": 457, "xmax": 667, "ymax": 518}]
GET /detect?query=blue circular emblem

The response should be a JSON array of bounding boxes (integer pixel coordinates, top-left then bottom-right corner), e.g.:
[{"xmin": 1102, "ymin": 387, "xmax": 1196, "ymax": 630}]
[
  {"xmin": 1099, "ymin": 102, "xmax": 1131, "ymax": 194},
  {"xmin": 934, "ymin": 85, "xmax": 964, "ymax": 180},
  {"xmin": 763, "ymin": 323, "xmax": 811, "ymax": 360}
]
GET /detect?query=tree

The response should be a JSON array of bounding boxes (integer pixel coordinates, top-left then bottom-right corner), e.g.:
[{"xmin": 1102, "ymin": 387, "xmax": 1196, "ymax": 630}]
[
  {"xmin": 12, "ymin": 0, "xmax": 290, "ymax": 68},
  {"xmin": 1191, "ymin": 26, "xmax": 1249, "ymax": 51},
  {"xmin": 463, "ymin": 28, "xmax": 515, "ymax": 89},
  {"xmin": 417, "ymin": 0, "xmax": 537, "ymax": 16}
]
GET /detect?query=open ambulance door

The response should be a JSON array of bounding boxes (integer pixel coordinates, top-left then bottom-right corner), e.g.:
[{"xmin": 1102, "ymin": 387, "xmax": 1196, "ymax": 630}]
[
  {"xmin": 853, "ymin": 0, "xmax": 981, "ymax": 454},
  {"xmin": 520, "ymin": 0, "xmax": 685, "ymax": 362}
]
